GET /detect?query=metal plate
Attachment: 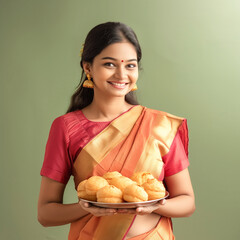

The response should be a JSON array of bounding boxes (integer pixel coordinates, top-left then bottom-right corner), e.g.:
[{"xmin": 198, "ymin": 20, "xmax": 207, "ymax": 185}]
[{"xmin": 80, "ymin": 192, "xmax": 169, "ymax": 209}]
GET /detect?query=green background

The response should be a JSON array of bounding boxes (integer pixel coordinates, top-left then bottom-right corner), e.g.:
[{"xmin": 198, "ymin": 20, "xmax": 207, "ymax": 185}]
[{"xmin": 1, "ymin": 0, "xmax": 240, "ymax": 239}]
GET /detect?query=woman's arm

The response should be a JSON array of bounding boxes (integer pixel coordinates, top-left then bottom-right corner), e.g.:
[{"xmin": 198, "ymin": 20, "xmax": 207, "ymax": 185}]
[
  {"xmin": 38, "ymin": 176, "xmax": 118, "ymax": 227},
  {"xmin": 38, "ymin": 176, "xmax": 89, "ymax": 227},
  {"xmin": 153, "ymin": 168, "xmax": 195, "ymax": 217}
]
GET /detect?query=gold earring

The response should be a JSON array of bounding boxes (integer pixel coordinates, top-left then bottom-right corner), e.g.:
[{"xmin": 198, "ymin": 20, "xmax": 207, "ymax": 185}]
[
  {"xmin": 83, "ymin": 74, "xmax": 94, "ymax": 88},
  {"xmin": 131, "ymin": 84, "xmax": 138, "ymax": 91}
]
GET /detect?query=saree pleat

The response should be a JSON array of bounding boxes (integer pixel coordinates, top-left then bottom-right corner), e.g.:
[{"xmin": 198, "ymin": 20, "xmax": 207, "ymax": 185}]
[
  {"xmin": 127, "ymin": 217, "xmax": 174, "ymax": 240},
  {"xmin": 69, "ymin": 106, "xmax": 184, "ymax": 240},
  {"xmin": 145, "ymin": 217, "xmax": 175, "ymax": 240}
]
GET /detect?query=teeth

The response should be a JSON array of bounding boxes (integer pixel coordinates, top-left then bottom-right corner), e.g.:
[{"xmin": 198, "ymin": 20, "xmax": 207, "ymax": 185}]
[{"xmin": 111, "ymin": 82, "xmax": 126, "ymax": 86}]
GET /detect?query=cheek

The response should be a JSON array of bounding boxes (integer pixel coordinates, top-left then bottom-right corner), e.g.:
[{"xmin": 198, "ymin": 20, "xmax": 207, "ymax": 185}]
[
  {"xmin": 131, "ymin": 71, "xmax": 139, "ymax": 82},
  {"xmin": 97, "ymin": 68, "xmax": 112, "ymax": 77},
  {"xmin": 92, "ymin": 68, "xmax": 109, "ymax": 81}
]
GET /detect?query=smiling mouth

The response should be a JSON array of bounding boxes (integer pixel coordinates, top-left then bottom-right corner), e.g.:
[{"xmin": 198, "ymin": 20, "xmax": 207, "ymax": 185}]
[{"xmin": 108, "ymin": 82, "xmax": 129, "ymax": 88}]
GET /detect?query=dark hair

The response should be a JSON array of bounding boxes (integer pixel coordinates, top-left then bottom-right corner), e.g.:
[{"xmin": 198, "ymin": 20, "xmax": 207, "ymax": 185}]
[{"xmin": 67, "ymin": 22, "xmax": 142, "ymax": 113}]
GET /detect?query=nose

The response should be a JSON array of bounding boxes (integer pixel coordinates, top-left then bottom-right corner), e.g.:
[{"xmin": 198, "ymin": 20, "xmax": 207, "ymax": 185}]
[{"xmin": 114, "ymin": 66, "xmax": 127, "ymax": 80}]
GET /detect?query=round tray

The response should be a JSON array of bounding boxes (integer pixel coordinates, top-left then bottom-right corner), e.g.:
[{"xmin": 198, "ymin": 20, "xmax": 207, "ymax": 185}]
[{"xmin": 80, "ymin": 192, "xmax": 169, "ymax": 209}]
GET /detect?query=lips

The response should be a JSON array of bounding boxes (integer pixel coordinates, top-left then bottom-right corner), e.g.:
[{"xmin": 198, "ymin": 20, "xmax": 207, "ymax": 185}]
[{"xmin": 107, "ymin": 81, "xmax": 129, "ymax": 88}]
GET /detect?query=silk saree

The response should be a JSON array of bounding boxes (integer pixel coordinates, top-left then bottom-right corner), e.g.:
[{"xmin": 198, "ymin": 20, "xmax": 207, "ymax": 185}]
[{"xmin": 68, "ymin": 105, "xmax": 188, "ymax": 240}]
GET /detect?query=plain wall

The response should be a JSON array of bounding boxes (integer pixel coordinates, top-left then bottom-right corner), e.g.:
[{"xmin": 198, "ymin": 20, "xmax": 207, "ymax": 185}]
[{"xmin": 1, "ymin": 0, "xmax": 240, "ymax": 239}]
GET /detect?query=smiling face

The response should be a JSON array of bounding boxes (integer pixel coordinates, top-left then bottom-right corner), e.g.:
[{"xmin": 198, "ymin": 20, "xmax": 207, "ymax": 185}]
[{"xmin": 83, "ymin": 42, "xmax": 139, "ymax": 99}]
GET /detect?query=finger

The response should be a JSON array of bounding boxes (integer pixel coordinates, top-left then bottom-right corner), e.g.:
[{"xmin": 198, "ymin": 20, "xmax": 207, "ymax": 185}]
[
  {"xmin": 117, "ymin": 208, "xmax": 136, "ymax": 214},
  {"xmin": 97, "ymin": 208, "xmax": 117, "ymax": 216},
  {"xmin": 136, "ymin": 205, "xmax": 159, "ymax": 215},
  {"xmin": 105, "ymin": 208, "xmax": 117, "ymax": 213},
  {"xmin": 81, "ymin": 202, "xmax": 90, "ymax": 208},
  {"xmin": 83, "ymin": 202, "xmax": 90, "ymax": 208},
  {"xmin": 136, "ymin": 207, "xmax": 143, "ymax": 213},
  {"xmin": 159, "ymin": 199, "xmax": 166, "ymax": 205},
  {"xmin": 79, "ymin": 201, "xmax": 89, "ymax": 208},
  {"xmin": 136, "ymin": 206, "xmax": 153, "ymax": 214}
]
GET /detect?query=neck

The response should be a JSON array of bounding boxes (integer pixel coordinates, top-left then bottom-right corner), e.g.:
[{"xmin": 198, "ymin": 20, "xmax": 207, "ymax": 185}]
[{"xmin": 83, "ymin": 95, "xmax": 134, "ymax": 121}]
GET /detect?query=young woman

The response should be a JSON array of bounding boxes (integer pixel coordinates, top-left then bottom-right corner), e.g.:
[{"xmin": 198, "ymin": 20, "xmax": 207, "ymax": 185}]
[{"xmin": 38, "ymin": 22, "xmax": 195, "ymax": 240}]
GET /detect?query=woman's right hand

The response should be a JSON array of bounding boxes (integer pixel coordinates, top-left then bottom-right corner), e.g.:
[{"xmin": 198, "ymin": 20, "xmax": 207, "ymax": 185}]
[
  {"xmin": 79, "ymin": 201, "xmax": 117, "ymax": 217},
  {"xmin": 38, "ymin": 176, "xmax": 89, "ymax": 227}
]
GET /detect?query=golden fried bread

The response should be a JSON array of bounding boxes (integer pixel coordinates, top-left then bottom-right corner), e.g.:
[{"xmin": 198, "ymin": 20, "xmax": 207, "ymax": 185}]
[
  {"xmin": 85, "ymin": 176, "xmax": 109, "ymax": 196},
  {"xmin": 109, "ymin": 176, "xmax": 135, "ymax": 192},
  {"xmin": 76, "ymin": 172, "xmax": 166, "ymax": 203},
  {"xmin": 77, "ymin": 180, "xmax": 97, "ymax": 201},
  {"xmin": 123, "ymin": 184, "xmax": 148, "ymax": 202},
  {"xmin": 97, "ymin": 185, "xmax": 123, "ymax": 203},
  {"xmin": 131, "ymin": 172, "xmax": 155, "ymax": 185},
  {"xmin": 142, "ymin": 178, "xmax": 166, "ymax": 200},
  {"xmin": 102, "ymin": 171, "xmax": 122, "ymax": 183}
]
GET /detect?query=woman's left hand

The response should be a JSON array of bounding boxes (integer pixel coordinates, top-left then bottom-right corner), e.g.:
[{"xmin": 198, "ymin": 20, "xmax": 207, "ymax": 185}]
[{"xmin": 117, "ymin": 199, "xmax": 166, "ymax": 215}]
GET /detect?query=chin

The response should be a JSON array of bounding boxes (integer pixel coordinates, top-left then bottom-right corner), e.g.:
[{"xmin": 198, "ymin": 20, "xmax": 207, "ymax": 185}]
[{"xmin": 109, "ymin": 90, "xmax": 131, "ymax": 98}]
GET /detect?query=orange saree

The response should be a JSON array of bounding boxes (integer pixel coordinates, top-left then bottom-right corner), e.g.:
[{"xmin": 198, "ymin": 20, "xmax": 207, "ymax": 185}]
[{"xmin": 68, "ymin": 105, "xmax": 188, "ymax": 240}]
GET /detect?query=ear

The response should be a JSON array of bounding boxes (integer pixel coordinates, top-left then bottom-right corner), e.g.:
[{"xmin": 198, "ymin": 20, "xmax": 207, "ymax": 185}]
[{"xmin": 82, "ymin": 62, "xmax": 92, "ymax": 75}]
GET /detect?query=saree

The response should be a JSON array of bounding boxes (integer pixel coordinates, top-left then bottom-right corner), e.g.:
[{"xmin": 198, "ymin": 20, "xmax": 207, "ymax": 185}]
[{"xmin": 68, "ymin": 105, "xmax": 188, "ymax": 240}]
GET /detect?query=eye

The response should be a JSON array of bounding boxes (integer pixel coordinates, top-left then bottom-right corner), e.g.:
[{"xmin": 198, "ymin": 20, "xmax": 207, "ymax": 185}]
[
  {"xmin": 104, "ymin": 62, "xmax": 115, "ymax": 67},
  {"xmin": 126, "ymin": 63, "xmax": 137, "ymax": 69}
]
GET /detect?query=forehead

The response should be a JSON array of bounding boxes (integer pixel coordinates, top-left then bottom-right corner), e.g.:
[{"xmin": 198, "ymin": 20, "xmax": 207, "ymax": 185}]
[{"xmin": 97, "ymin": 42, "xmax": 137, "ymax": 60}]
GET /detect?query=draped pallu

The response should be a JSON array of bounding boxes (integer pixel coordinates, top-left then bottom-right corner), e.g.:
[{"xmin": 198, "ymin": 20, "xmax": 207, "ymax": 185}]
[{"xmin": 69, "ymin": 105, "xmax": 186, "ymax": 240}]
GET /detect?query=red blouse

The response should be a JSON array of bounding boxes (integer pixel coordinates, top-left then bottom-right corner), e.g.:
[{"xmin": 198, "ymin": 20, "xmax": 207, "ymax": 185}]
[{"xmin": 40, "ymin": 110, "xmax": 189, "ymax": 184}]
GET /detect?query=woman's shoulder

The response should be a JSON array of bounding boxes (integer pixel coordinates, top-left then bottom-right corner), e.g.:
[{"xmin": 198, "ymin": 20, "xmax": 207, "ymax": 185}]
[
  {"xmin": 53, "ymin": 110, "xmax": 82, "ymax": 124},
  {"xmin": 50, "ymin": 110, "xmax": 84, "ymax": 134},
  {"xmin": 144, "ymin": 107, "xmax": 185, "ymax": 121}
]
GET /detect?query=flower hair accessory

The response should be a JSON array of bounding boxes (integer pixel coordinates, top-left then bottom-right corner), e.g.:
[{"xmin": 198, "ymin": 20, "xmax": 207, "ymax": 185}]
[{"xmin": 79, "ymin": 44, "xmax": 84, "ymax": 57}]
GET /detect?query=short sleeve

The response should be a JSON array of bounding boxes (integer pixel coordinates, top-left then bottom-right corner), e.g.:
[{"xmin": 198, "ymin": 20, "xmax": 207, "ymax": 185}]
[
  {"xmin": 40, "ymin": 117, "xmax": 72, "ymax": 184},
  {"xmin": 162, "ymin": 119, "xmax": 189, "ymax": 177}
]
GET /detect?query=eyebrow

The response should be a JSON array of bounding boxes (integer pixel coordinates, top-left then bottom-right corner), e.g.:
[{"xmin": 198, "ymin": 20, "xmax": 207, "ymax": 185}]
[{"xmin": 101, "ymin": 57, "xmax": 137, "ymax": 62}]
